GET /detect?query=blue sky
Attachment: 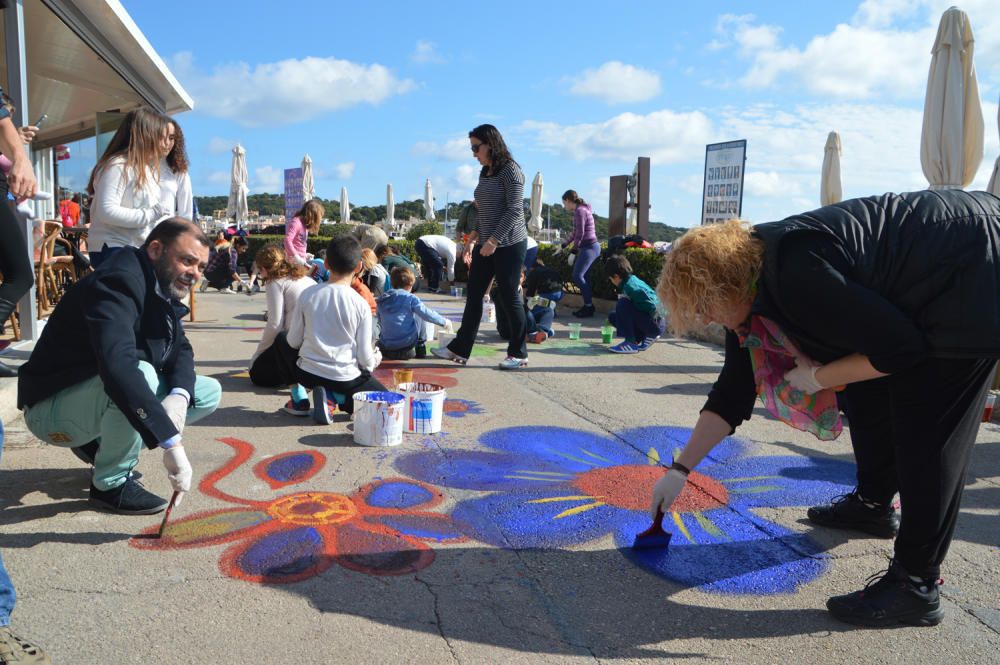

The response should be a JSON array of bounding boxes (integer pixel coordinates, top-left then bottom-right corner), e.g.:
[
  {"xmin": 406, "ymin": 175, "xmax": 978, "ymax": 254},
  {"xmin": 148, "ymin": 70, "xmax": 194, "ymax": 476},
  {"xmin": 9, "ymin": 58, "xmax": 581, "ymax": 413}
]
[{"xmin": 72, "ymin": 0, "xmax": 1000, "ymax": 227}]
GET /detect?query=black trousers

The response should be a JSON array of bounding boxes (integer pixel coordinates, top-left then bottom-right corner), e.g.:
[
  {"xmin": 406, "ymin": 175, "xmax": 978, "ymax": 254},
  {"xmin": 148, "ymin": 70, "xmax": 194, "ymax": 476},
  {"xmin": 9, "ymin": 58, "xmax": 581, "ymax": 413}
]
[
  {"xmin": 449, "ymin": 240, "xmax": 527, "ymax": 360},
  {"xmin": 249, "ymin": 332, "xmax": 299, "ymax": 387},
  {"xmin": 840, "ymin": 357, "xmax": 996, "ymax": 578},
  {"xmin": 414, "ymin": 239, "xmax": 445, "ymax": 290},
  {"xmin": 296, "ymin": 367, "xmax": 388, "ymax": 415},
  {"xmin": 0, "ymin": 195, "xmax": 34, "ymax": 304}
]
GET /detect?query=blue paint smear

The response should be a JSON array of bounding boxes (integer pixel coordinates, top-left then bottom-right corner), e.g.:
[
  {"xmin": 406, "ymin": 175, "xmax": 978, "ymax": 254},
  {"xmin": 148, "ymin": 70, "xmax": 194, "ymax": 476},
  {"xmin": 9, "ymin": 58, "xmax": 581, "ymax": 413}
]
[
  {"xmin": 395, "ymin": 425, "xmax": 854, "ymax": 595},
  {"xmin": 366, "ymin": 480, "xmax": 435, "ymax": 509},
  {"xmin": 369, "ymin": 514, "xmax": 465, "ymax": 542},
  {"xmin": 356, "ymin": 391, "xmax": 404, "ymax": 404},
  {"xmin": 264, "ymin": 453, "xmax": 317, "ymax": 483},
  {"xmin": 237, "ymin": 526, "xmax": 323, "ymax": 579}
]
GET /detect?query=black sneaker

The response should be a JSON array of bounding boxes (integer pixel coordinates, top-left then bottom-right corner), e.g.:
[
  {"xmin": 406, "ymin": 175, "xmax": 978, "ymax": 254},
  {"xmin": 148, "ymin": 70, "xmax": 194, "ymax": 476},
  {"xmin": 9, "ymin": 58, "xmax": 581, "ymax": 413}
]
[
  {"xmin": 415, "ymin": 343, "xmax": 427, "ymax": 359},
  {"xmin": 827, "ymin": 560, "xmax": 944, "ymax": 627},
  {"xmin": 807, "ymin": 490, "xmax": 899, "ymax": 538},
  {"xmin": 572, "ymin": 305, "xmax": 595, "ymax": 318},
  {"xmin": 89, "ymin": 478, "xmax": 168, "ymax": 515}
]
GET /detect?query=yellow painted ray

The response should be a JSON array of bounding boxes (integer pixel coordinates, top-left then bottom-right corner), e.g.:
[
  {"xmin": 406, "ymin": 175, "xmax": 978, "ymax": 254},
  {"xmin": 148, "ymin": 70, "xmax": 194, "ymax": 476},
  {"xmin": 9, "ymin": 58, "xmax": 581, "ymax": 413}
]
[
  {"xmin": 231, "ymin": 371, "xmax": 250, "ymax": 379},
  {"xmin": 579, "ymin": 448, "xmax": 611, "ymax": 463},
  {"xmin": 646, "ymin": 447, "xmax": 660, "ymax": 465},
  {"xmin": 671, "ymin": 511, "xmax": 694, "ymax": 543},
  {"xmin": 673, "ymin": 446, "xmax": 682, "ymax": 461},
  {"xmin": 554, "ymin": 501, "xmax": 605, "ymax": 519},
  {"xmin": 513, "ymin": 470, "xmax": 574, "ymax": 477},
  {"xmin": 693, "ymin": 511, "xmax": 728, "ymax": 539},
  {"xmin": 729, "ymin": 485, "xmax": 782, "ymax": 494},
  {"xmin": 722, "ymin": 475, "xmax": 781, "ymax": 483},
  {"xmin": 527, "ymin": 495, "xmax": 600, "ymax": 504},
  {"xmin": 548, "ymin": 449, "xmax": 600, "ymax": 467},
  {"xmin": 504, "ymin": 475, "xmax": 561, "ymax": 482}
]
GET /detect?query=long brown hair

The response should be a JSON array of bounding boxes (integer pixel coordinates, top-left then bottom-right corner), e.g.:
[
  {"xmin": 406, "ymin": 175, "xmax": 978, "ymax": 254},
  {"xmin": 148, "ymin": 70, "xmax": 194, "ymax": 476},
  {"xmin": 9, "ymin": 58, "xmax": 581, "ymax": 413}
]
[
  {"xmin": 163, "ymin": 116, "xmax": 189, "ymax": 174},
  {"xmin": 469, "ymin": 124, "xmax": 518, "ymax": 177},
  {"xmin": 254, "ymin": 244, "xmax": 308, "ymax": 280},
  {"xmin": 87, "ymin": 107, "xmax": 169, "ymax": 195},
  {"xmin": 295, "ymin": 199, "xmax": 324, "ymax": 233}
]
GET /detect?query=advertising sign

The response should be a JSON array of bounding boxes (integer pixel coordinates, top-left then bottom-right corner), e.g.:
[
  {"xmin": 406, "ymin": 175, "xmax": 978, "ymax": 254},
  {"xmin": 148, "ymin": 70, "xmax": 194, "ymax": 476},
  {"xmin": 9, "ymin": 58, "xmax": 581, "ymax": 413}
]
[
  {"xmin": 701, "ymin": 140, "xmax": 747, "ymax": 225},
  {"xmin": 284, "ymin": 167, "xmax": 304, "ymax": 222}
]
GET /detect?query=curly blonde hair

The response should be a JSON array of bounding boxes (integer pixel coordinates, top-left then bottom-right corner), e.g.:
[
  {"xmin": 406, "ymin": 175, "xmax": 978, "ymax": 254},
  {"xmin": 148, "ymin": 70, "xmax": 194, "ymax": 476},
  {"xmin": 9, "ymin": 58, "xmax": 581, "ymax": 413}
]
[
  {"xmin": 254, "ymin": 244, "xmax": 308, "ymax": 280},
  {"xmin": 657, "ymin": 219, "xmax": 763, "ymax": 335},
  {"xmin": 360, "ymin": 247, "xmax": 378, "ymax": 272}
]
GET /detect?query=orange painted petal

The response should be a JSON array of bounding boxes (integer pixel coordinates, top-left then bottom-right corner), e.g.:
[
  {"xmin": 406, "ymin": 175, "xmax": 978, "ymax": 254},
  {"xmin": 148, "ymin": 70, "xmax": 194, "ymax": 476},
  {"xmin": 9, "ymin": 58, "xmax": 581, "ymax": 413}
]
[{"xmin": 330, "ymin": 521, "xmax": 434, "ymax": 576}]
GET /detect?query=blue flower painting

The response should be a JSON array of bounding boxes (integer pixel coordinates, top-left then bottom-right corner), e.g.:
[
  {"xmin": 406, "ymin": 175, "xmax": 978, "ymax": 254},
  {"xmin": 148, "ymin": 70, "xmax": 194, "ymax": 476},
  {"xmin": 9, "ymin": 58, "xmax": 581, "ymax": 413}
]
[{"xmin": 395, "ymin": 426, "xmax": 856, "ymax": 594}]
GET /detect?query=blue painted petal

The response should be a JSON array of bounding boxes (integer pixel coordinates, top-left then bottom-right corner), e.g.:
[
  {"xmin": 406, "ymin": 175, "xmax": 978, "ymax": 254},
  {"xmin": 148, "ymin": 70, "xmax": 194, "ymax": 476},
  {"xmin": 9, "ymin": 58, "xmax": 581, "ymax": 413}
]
[
  {"xmin": 619, "ymin": 427, "xmax": 748, "ymax": 466},
  {"xmin": 451, "ymin": 491, "xmax": 631, "ymax": 548},
  {"xmin": 233, "ymin": 526, "xmax": 324, "ymax": 581},
  {"xmin": 261, "ymin": 453, "xmax": 320, "ymax": 484},
  {"xmin": 395, "ymin": 449, "xmax": 568, "ymax": 491},
  {"xmin": 613, "ymin": 508, "xmax": 828, "ymax": 594},
  {"xmin": 368, "ymin": 513, "xmax": 465, "ymax": 542},
  {"xmin": 365, "ymin": 481, "xmax": 436, "ymax": 509},
  {"xmin": 480, "ymin": 426, "xmax": 639, "ymax": 470},
  {"xmin": 714, "ymin": 455, "xmax": 855, "ymax": 508}
]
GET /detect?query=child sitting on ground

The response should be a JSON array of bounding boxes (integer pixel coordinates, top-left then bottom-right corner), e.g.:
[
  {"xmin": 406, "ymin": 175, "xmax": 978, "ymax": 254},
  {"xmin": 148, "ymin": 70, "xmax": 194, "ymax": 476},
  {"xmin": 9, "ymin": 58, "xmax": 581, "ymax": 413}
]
[
  {"xmin": 285, "ymin": 235, "xmax": 387, "ymax": 424},
  {"xmin": 604, "ymin": 255, "xmax": 665, "ymax": 354},
  {"xmin": 377, "ymin": 266, "xmax": 452, "ymax": 360},
  {"xmin": 523, "ymin": 259, "xmax": 563, "ymax": 342},
  {"xmin": 201, "ymin": 236, "xmax": 248, "ymax": 293}
]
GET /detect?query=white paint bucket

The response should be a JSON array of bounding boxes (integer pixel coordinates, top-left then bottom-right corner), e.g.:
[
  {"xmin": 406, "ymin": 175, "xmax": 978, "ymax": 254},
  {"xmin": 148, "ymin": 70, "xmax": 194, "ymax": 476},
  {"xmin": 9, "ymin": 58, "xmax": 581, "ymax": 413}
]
[
  {"xmin": 352, "ymin": 391, "xmax": 405, "ymax": 446},
  {"xmin": 397, "ymin": 382, "xmax": 447, "ymax": 434},
  {"xmin": 423, "ymin": 318, "xmax": 436, "ymax": 342},
  {"xmin": 437, "ymin": 331, "xmax": 455, "ymax": 350},
  {"xmin": 482, "ymin": 302, "xmax": 496, "ymax": 324}
]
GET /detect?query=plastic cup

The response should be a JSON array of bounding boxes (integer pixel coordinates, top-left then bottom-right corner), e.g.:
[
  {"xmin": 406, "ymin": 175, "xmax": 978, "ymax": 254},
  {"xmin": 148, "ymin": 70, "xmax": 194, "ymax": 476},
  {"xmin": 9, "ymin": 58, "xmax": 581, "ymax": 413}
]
[
  {"xmin": 984, "ymin": 392, "xmax": 997, "ymax": 422},
  {"xmin": 455, "ymin": 287, "xmax": 464, "ymax": 298},
  {"xmin": 450, "ymin": 286, "xmax": 458, "ymax": 296},
  {"xmin": 601, "ymin": 325, "xmax": 614, "ymax": 344},
  {"xmin": 393, "ymin": 368, "xmax": 414, "ymax": 388},
  {"xmin": 568, "ymin": 323, "xmax": 582, "ymax": 340}
]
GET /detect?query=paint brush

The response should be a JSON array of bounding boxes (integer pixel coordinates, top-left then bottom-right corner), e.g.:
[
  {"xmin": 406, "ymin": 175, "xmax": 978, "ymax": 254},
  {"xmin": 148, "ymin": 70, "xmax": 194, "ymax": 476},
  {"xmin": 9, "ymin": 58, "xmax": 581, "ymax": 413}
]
[
  {"xmin": 632, "ymin": 508, "xmax": 673, "ymax": 550},
  {"xmin": 156, "ymin": 491, "xmax": 180, "ymax": 538}
]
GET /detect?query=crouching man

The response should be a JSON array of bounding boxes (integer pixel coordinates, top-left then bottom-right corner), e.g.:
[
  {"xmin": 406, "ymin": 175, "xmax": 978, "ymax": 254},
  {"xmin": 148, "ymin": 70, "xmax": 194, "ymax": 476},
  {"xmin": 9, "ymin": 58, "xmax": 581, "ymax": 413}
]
[{"xmin": 18, "ymin": 218, "xmax": 221, "ymax": 514}]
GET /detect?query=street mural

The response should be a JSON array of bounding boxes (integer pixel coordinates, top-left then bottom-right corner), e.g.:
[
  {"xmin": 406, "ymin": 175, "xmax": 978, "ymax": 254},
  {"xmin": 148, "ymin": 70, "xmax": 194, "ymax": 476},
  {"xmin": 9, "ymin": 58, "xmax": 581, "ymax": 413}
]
[
  {"xmin": 131, "ymin": 437, "xmax": 467, "ymax": 584},
  {"xmin": 395, "ymin": 425, "xmax": 856, "ymax": 594},
  {"xmin": 442, "ymin": 398, "xmax": 485, "ymax": 418}
]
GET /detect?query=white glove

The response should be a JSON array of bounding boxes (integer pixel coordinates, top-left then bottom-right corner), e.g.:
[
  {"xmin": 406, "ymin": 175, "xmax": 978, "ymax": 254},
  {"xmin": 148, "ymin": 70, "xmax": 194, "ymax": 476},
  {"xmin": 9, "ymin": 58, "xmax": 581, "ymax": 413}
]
[
  {"xmin": 372, "ymin": 346, "xmax": 383, "ymax": 368},
  {"xmin": 161, "ymin": 394, "xmax": 188, "ymax": 435},
  {"xmin": 650, "ymin": 468, "xmax": 687, "ymax": 518},
  {"xmin": 443, "ymin": 319, "xmax": 454, "ymax": 333},
  {"xmin": 162, "ymin": 445, "xmax": 192, "ymax": 503},
  {"xmin": 784, "ymin": 361, "xmax": 824, "ymax": 394}
]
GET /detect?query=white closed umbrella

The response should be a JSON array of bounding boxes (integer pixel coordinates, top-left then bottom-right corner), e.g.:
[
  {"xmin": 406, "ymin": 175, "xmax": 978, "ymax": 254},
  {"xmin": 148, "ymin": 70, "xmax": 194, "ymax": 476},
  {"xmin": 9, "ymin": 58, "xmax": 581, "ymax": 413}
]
[
  {"xmin": 920, "ymin": 6, "xmax": 984, "ymax": 190},
  {"xmin": 528, "ymin": 171, "xmax": 544, "ymax": 235},
  {"xmin": 821, "ymin": 131, "xmax": 843, "ymax": 205},
  {"xmin": 987, "ymin": 94, "xmax": 1000, "ymax": 196},
  {"xmin": 340, "ymin": 187, "xmax": 350, "ymax": 224},
  {"xmin": 424, "ymin": 178, "xmax": 435, "ymax": 221},
  {"xmin": 386, "ymin": 184, "xmax": 395, "ymax": 226},
  {"xmin": 301, "ymin": 154, "xmax": 315, "ymax": 201},
  {"xmin": 226, "ymin": 144, "xmax": 249, "ymax": 228}
]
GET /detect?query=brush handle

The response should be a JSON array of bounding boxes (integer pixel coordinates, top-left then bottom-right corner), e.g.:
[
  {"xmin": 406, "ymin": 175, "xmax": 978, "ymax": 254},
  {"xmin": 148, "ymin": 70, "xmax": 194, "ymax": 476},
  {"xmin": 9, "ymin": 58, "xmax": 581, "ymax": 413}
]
[
  {"xmin": 652, "ymin": 508, "xmax": 665, "ymax": 532},
  {"xmin": 156, "ymin": 491, "xmax": 180, "ymax": 538}
]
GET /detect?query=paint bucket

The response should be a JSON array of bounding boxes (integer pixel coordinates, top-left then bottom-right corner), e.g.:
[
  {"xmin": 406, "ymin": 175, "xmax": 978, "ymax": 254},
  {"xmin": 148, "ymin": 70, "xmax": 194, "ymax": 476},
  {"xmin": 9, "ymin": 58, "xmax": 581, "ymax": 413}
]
[
  {"xmin": 437, "ymin": 331, "xmax": 455, "ymax": 351},
  {"xmin": 398, "ymin": 382, "xmax": 447, "ymax": 434},
  {"xmin": 423, "ymin": 319, "xmax": 436, "ymax": 342},
  {"xmin": 601, "ymin": 324, "xmax": 614, "ymax": 344},
  {"xmin": 482, "ymin": 302, "xmax": 496, "ymax": 324},
  {"xmin": 984, "ymin": 391, "xmax": 997, "ymax": 422},
  {"xmin": 568, "ymin": 323, "xmax": 582, "ymax": 340},
  {"xmin": 393, "ymin": 368, "xmax": 414, "ymax": 388},
  {"xmin": 352, "ymin": 391, "xmax": 405, "ymax": 447}
]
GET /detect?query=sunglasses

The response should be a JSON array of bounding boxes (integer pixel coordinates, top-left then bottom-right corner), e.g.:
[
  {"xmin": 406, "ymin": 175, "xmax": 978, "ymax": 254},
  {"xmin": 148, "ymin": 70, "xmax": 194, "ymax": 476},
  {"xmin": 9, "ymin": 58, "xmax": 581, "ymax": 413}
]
[{"xmin": 471, "ymin": 142, "xmax": 486, "ymax": 154}]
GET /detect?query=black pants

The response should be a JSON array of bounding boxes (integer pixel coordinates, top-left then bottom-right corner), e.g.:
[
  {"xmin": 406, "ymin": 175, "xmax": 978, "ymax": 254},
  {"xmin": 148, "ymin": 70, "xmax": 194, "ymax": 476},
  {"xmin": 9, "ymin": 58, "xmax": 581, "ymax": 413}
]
[
  {"xmin": 205, "ymin": 266, "xmax": 234, "ymax": 290},
  {"xmin": 0, "ymin": 196, "xmax": 34, "ymax": 304},
  {"xmin": 414, "ymin": 239, "xmax": 445, "ymax": 291},
  {"xmin": 249, "ymin": 332, "xmax": 299, "ymax": 387},
  {"xmin": 296, "ymin": 367, "xmax": 388, "ymax": 415},
  {"xmin": 449, "ymin": 240, "xmax": 527, "ymax": 360},
  {"xmin": 840, "ymin": 357, "xmax": 996, "ymax": 578}
]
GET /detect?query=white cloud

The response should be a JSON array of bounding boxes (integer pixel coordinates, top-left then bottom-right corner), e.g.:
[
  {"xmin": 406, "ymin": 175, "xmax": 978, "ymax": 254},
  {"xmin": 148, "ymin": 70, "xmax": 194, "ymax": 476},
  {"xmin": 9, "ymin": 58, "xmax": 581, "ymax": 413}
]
[
  {"xmin": 567, "ymin": 61, "xmax": 662, "ymax": 104},
  {"xmin": 744, "ymin": 171, "xmax": 801, "ymax": 198},
  {"xmin": 522, "ymin": 109, "xmax": 714, "ymax": 164},
  {"xmin": 170, "ymin": 52, "xmax": 415, "ymax": 127},
  {"xmin": 412, "ymin": 136, "xmax": 471, "ymax": 162},
  {"xmin": 411, "ymin": 40, "xmax": 445, "ymax": 65},
  {"xmin": 335, "ymin": 162, "xmax": 355, "ymax": 179},
  {"xmin": 853, "ymin": 0, "xmax": 927, "ymax": 28},
  {"xmin": 252, "ymin": 166, "xmax": 282, "ymax": 193},
  {"xmin": 207, "ymin": 137, "xmax": 237, "ymax": 154},
  {"xmin": 454, "ymin": 164, "xmax": 479, "ymax": 192}
]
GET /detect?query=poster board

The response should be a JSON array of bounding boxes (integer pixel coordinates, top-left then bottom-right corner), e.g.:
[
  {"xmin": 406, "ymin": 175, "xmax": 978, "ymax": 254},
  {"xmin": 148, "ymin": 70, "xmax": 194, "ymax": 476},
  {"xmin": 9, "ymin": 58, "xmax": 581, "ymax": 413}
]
[
  {"xmin": 701, "ymin": 140, "xmax": 747, "ymax": 225},
  {"xmin": 284, "ymin": 167, "xmax": 304, "ymax": 222}
]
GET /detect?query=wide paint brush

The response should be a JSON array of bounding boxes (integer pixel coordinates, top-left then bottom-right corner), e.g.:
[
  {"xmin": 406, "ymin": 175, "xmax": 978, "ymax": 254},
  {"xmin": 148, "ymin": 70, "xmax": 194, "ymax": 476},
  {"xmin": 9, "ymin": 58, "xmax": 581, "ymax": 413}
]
[
  {"xmin": 632, "ymin": 508, "xmax": 673, "ymax": 550},
  {"xmin": 156, "ymin": 491, "xmax": 180, "ymax": 538}
]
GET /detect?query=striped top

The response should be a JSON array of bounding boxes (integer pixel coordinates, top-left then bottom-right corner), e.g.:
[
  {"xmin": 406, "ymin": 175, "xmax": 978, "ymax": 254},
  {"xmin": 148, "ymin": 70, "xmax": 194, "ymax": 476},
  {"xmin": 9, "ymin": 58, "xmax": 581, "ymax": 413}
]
[{"xmin": 474, "ymin": 160, "xmax": 527, "ymax": 247}]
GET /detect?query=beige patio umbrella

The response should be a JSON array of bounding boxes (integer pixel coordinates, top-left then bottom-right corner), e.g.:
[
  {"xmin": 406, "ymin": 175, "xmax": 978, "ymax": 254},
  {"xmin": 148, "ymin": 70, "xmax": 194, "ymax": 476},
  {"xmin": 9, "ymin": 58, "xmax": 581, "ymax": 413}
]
[
  {"xmin": 386, "ymin": 183, "xmax": 395, "ymax": 227},
  {"xmin": 987, "ymin": 95, "xmax": 1000, "ymax": 196},
  {"xmin": 821, "ymin": 131, "xmax": 843, "ymax": 205},
  {"xmin": 528, "ymin": 171, "xmax": 544, "ymax": 235},
  {"xmin": 920, "ymin": 6, "xmax": 984, "ymax": 190},
  {"xmin": 301, "ymin": 154, "xmax": 315, "ymax": 201},
  {"xmin": 339, "ymin": 186, "xmax": 350, "ymax": 224},
  {"xmin": 226, "ymin": 144, "xmax": 249, "ymax": 228},
  {"xmin": 424, "ymin": 178, "xmax": 436, "ymax": 221}
]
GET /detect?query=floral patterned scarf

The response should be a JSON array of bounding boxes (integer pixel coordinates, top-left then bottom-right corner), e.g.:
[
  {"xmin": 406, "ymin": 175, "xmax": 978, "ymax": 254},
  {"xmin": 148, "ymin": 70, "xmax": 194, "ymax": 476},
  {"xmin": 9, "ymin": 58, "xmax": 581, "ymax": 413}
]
[{"xmin": 740, "ymin": 315, "xmax": 843, "ymax": 440}]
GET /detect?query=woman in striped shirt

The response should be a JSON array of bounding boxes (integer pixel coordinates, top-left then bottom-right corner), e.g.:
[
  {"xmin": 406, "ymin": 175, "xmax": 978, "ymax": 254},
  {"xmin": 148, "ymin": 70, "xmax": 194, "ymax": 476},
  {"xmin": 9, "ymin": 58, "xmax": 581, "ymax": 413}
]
[{"xmin": 433, "ymin": 124, "xmax": 529, "ymax": 370}]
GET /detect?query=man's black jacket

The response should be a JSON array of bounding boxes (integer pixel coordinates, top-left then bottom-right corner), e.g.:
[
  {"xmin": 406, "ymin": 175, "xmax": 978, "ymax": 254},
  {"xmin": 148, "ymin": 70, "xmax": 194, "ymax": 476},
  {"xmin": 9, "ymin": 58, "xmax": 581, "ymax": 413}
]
[{"xmin": 18, "ymin": 247, "xmax": 195, "ymax": 448}]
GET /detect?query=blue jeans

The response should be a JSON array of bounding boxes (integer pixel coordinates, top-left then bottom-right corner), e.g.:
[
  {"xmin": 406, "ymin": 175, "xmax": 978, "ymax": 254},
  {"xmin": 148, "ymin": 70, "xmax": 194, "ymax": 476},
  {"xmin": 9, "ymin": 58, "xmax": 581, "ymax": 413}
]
[
  {"xmin": 572, "ymin": 241, "xmax": 601, "ymax": 305},
  {"xmin": 609, "ymin": 297, "xmax": 662, "ymax": 344},
  {"xmin": 523, "ymin": 245, "xmax": 538, "ymax": 270},
  {"xmin": 0, "ymin": 422, "xmax": 13, "ymax": 625},
  {"xmin": 414, "ymin": 239, "xmax": 445, "ymax": 291}
]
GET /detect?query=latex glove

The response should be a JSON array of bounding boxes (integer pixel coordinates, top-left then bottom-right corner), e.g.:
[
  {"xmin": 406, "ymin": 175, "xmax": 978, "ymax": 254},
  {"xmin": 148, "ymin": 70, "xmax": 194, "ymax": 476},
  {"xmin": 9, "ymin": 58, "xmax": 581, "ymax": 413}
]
[
  {"xmin": 372, "ymin": 346, "xmax": 383, "ymax": 368},
  {"xmin": 161, "ymin": 394, "xmax": 188, "ymax": 436},
  {"xmin": 784, "ymin": 361, "xmax": 824, "ymax": 394},
  {"xmin": 443, "ymin": 319, "xmax": 454, "ymax": 333},
  {"xmin": 162, "ymin": 445, "xmax": 192, "ymax": 503},
  {"xmin": 650, "ymin": 468, "xmax": 687, "ymax": 519}
]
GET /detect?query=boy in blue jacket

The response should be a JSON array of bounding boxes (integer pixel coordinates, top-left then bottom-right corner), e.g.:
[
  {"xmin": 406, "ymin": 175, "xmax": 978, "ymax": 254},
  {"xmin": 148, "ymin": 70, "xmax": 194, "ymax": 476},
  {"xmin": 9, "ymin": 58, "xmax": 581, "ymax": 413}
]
[
  {"xmin": 377, "ymin": 266, "xmax": 453, "ymax": 360},
  {"xmin": 604, "ymin": 255, "xmax": 664, "ymax": 354}
]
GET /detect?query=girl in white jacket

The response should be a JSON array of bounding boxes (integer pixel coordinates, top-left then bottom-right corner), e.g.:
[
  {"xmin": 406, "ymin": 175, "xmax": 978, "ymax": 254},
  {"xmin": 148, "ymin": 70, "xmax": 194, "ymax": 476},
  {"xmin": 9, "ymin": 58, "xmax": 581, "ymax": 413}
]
[
  {"xmin": 157, "ymin": 115, "xmax": 193, "ymax": 221},
  {"xmin": 86, "ymin": 108, "xmax": 172, "ymax": 268}
]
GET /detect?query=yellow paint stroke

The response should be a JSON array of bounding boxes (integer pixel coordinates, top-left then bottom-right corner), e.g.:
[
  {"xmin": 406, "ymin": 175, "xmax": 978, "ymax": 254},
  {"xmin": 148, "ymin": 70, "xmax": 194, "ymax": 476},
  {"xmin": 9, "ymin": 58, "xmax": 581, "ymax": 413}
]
[
  {"xmin": 728, "ymin": 485, "xmax": 782, "ymax": 494},
  {"xmin": 547, "ymin": 449, "xmax": 600, "ymax": 467},
  {"xmin": 554, "ymin": 501, "xmax": 605, "ymax": 519},
  {"xmin": 646, "ymin": 447, "xmax": 660, "ymax": 465},
  {"xmin": 513, "ymin": 470, "xmax": 574, "ymax": 477},
  {"xmin": 671, "ymin": 511, "xmax": 694, "ymax": 543},
  {"xmin": 673, "ymin": 446, "xmax": 682, "ymax": 461},
  {"xmin": 504, "ymin": 475, "xmax": 561, "ymax": 481},
  {"xmin": 527, "ymin": 495, "xmax": 599, "ymax": 503},
  {"xmin": 722, "ymin": 475, "xmax": 781, "ymax": 483},
  {"xmin": 580, "ymin": 448, "xmax": 611, "ymax": 463},
  {"xmin": 693, "ymin": 511, "xmax": 728, "ymax": 539},
  {"xmin": 231, "ymin": 371, "xmax": 250, "ymax": 379}
]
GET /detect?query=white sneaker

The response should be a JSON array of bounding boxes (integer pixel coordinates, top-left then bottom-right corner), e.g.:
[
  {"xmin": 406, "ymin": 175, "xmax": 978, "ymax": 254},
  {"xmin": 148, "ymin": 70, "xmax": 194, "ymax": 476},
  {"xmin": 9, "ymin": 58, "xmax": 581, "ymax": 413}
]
[
  {"xmin": 498, "ymin": 356, "xmax": 527, "ymax": 370},
  {"xmin": 199, "ymin": 281, "xmax": 208, "ymax": 293},
  {"xmin": 219, "ymin": 287, "xmax": 235, "ymax": 294}
]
